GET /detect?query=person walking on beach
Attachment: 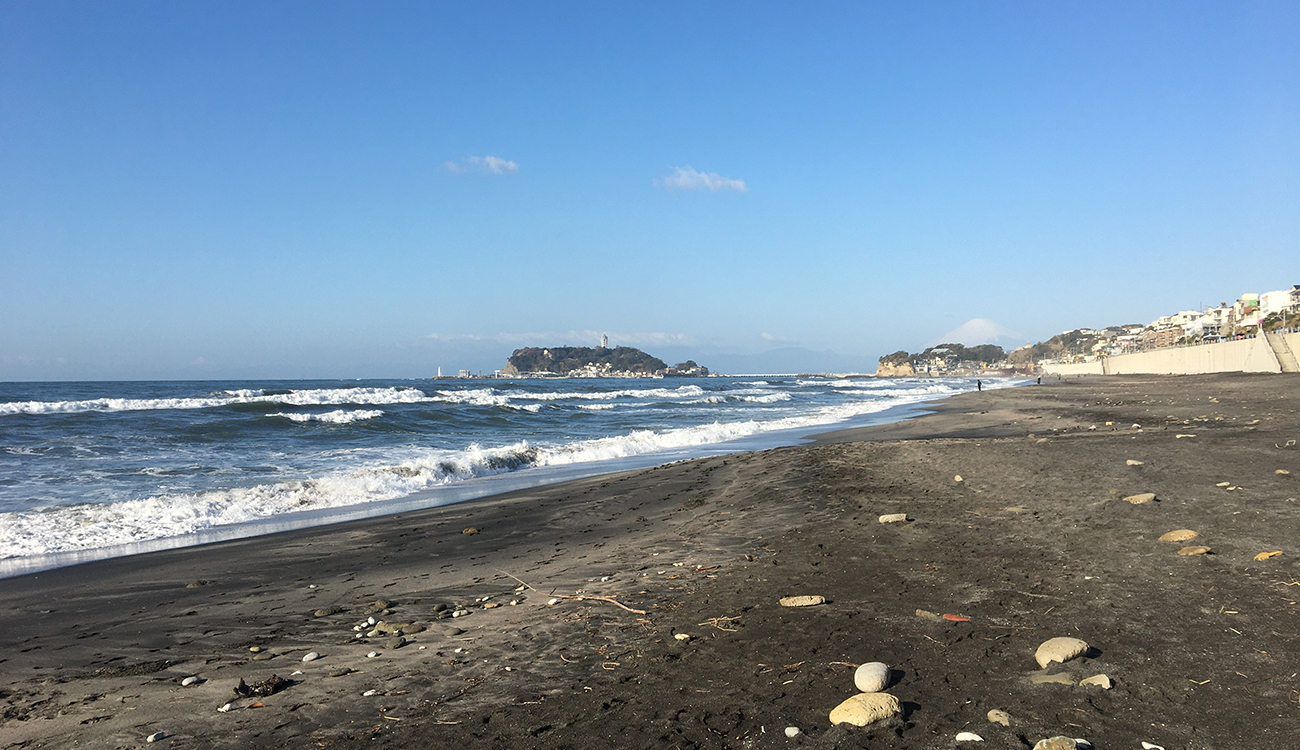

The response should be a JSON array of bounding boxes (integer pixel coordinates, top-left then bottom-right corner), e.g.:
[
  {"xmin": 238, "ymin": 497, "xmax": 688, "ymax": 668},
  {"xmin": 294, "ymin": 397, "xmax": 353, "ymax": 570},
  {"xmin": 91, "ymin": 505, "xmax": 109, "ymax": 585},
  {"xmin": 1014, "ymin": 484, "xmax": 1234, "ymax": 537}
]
[{"xmin": 976, "ymin": 379, "xmax": 981, "ymax": 391}]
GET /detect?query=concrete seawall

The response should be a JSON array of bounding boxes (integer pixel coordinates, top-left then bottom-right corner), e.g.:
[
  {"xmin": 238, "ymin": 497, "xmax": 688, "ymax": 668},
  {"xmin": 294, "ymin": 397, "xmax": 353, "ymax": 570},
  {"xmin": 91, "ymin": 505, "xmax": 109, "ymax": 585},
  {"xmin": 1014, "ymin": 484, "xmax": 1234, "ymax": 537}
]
[{"xmin": 1041, "ymin": 332, "xmax": 1300, "ymax": 376}]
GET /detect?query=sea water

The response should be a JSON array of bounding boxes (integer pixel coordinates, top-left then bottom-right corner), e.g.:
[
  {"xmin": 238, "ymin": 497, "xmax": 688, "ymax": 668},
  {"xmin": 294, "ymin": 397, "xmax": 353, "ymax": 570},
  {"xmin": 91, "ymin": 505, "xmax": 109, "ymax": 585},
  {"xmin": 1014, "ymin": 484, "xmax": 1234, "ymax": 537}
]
[{"xmin": 0, "ymin": 376, "xmax": 1021, "ymax": 574}]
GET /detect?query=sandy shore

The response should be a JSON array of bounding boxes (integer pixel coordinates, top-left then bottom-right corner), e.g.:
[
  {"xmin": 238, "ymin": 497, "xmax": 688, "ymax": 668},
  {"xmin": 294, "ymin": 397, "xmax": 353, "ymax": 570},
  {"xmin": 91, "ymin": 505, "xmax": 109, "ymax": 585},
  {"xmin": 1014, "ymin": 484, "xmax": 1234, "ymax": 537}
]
[{"xmin": 3, "ymin": 373, "xmax": 1298, "ymax": 749}]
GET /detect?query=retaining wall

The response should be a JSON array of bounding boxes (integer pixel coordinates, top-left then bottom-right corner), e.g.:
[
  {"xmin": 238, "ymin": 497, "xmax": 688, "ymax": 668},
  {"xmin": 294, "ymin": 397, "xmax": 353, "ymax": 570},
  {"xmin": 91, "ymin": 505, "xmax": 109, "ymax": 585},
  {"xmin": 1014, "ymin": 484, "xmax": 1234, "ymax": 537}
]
[{"xmin": 1041, "ymin": 336, "xmax": 1286, "ymax": 376}]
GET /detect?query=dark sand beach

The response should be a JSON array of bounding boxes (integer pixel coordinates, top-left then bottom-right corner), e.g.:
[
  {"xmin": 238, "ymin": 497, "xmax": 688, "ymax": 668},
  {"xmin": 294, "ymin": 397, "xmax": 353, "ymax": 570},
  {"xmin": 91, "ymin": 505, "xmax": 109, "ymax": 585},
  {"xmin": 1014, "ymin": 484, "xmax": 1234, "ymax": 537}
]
[{"xmin": 3, "ymin": 374, "xmax": 1298, "ymax": 749}]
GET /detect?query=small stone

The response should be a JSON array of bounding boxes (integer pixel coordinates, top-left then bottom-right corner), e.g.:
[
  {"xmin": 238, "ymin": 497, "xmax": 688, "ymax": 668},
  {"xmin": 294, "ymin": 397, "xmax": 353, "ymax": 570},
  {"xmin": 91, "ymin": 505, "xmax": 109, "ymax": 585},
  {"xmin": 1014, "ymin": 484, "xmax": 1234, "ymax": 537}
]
[
  {"xmin": 1178, "ymin": 545, "xmax": 1211, "ymax": 556},
  {"xmin": 1030, "ymin": 671, "xmax": 1077, "ymax": 685},
  {"xmin": 400, "ymin": 624, "xmax": 425, "ymax": 635},
  {"xmin": 366, "ymin": 629, "xmax": 382, "ymax": 638},
  {"xmin": 146, "ymin": 731, "xmax": 166, "ymax": 743},
  {"xmin": 955, "ymin": 732, "xmax": 984, "ymax": 742},
  {"xmin": 1277, "ymin": 469, "xmax": 1291, "ymax": 475},
  {"xmin": 674, "ymin": 633, "xmax": 691, "ymax": 641},
  {"xmin": 385, "ymin": 637, "xmax": 406, "ymax": 650},
  {"xmin": 784, "ymin": 727, "xmax": 801, "ymax": 738},
  {"xmin": 181, "ymin": 676, "xmax": 200, "ymax": 687},
  {"xmin": 313, "ymin": 607, "xmax": 342, "ymax": 617},
  {"xmin": 483, "ymin": 602, "xmax": 500, "ymax": 609},
  {"xmin": 1033, "ymin": 738, "xmax": 1078, "ymax": 750},
  {"xmin": 217, "ymin": 703, "xmax": 233, "ymax": 713},
  {"xmin": 1159, "ymin": 529, "xmax": 1198, "ymax": 542},
  {"xmin": 462, "ymin": 527, "xmax": 478, "ymax": 535},
  {"xmin": 987, "ymin": 709, "xmax": 1011, "ymax": 726},
  {"xmin": 248, "ymin": 646, "xmax": 261, "ymax": 653},
  {"xmin": 828, "ymin": 692, "xmax": 901, "ymax": 726},
  {"xmin": 442, "ymin": 626, "xmax": 465, "ymax": 636},
  {"xmin": 853, "ymin": 662, "xmax": 890, "ymax": 693},
  {"xmin": 1216, "ymin": 481, "xmax": 1231, "ymax": 487},
  {"xmin": 251, "ymin": 652, "xmax": 275, "ymax": 661},
  {"xmin": 914, "ymin": 608, "xmax": 942, "ymax": 621},
  {"xmin": 546, "ymin": 598, "xmax": 560, "ymax": 606},
  {"xmin": 1254, "ymin": 550, "xmax": 1283, "ymax": 561},
  {"xmin": 1035, "ymin": 637, "xmax": 1089, "ymax": 668},
  {"xmin": 327, "ymin": 668, "xmax": 350, "ymax": 677},
  {"xmin": 1126, "ymin": 459, "xmax": 1143, "ymax": 466},
  {"xmin": 878, "ymin": 513, "xmax": 909, "ymax": 523},
  {"xmin": 954, "ymin": 475, "xmax": 963, "ymax": 483},
  {"xmin": 1124, "ymin": 492, "xmax": 1156, "ymax": 504},
  {"xmin": 1080, "ymin": 673, "xmax": 1111, "ymax": 689},
  {"xmin": 302, "ymin": 651, "xmax": 321, "ymax": 662},
  {"xmin": 367, "ymin": 651, "xmax": 380, "ymax": 658},
  {"xmin": 363, "ymin": 689, "xmax": 379, "ymax": 697},
  {"xmin": 1141, "ymin": 743, "xmax": 1166, "ymax": 750},
  {"xmin": 779, "ymin": 595, "xmax": 825, "ymax": 607},
  {"xmin": 453, "ymin": 609, "xmax": 470, "ymax": 617}
]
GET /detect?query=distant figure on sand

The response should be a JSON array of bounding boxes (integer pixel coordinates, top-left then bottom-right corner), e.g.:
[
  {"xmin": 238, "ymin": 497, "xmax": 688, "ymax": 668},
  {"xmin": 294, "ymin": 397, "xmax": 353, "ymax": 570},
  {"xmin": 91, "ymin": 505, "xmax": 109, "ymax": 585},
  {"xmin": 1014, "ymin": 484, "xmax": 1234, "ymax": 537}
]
[{"xmin": 976, "ymin": 380, "xmax": 981, "ymax": 391}]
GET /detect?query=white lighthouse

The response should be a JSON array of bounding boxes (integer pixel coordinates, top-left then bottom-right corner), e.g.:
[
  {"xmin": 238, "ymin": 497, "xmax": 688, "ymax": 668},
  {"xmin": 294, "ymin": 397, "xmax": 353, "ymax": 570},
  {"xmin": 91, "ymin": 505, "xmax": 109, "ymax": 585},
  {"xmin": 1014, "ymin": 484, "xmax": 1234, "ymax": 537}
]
[{"xmin": 600, "ymin": 334, "xmax": 608, "ymax": 349}]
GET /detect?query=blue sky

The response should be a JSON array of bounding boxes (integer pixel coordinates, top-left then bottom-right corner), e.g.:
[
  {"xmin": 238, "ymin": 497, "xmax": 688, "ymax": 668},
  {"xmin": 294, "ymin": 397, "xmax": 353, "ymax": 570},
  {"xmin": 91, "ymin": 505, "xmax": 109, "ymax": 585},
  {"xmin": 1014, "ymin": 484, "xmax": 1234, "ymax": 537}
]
[{"xmin": 2, "ymin": 1, "xmax": 1297, "ymax": 379}]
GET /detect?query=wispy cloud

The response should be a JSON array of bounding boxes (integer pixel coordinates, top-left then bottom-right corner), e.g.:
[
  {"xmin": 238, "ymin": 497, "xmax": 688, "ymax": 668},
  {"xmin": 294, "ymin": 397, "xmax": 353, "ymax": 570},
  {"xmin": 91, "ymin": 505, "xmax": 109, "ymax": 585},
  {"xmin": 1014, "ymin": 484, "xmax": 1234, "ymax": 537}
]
[
  {"xmin": 655, "ymin": 165, "xmax": 747, "ymax": 192},
  {"xmin": 443, "ymin": 155, "xmax": 521, "ymax": 175}
]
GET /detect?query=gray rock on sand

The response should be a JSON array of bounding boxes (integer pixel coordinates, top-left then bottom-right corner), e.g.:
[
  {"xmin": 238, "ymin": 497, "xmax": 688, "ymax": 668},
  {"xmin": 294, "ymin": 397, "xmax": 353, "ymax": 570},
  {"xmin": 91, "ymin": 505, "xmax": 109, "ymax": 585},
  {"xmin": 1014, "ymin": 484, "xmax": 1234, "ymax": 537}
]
[
  {"xmin": 1124, "ymin": 492, "xmax": 1156, "ymax": 504},
  {"xmin": 878, "ymin": 513, "xmax": 909, "ymax": 523},
  {"xmin": 1178, "ymin": 545, "xmax": 1211, "ymax": 556},
  {"xmin": 1159, "ymin": 529, "xmax": 1198, "ymax": 542},
  {"xmin": 829, "ymin": 692, "xmax": 901, "ymax": 726},
  {"xmin": 302, "ymin": 651, "xmax": 321, "ymax": 662},
  {"xmin": 853, "ymin": 662, "xmax": 890, "ymax": 693},
  {"xmin": 146, "ymin": 731, "xmax": 166, "ymax": 743},
  {"xmin": 1033, "ymin": 738, "xmax": 1080, "ymax": 750},
  {"xmin": 442, "ymin": 626, "xmax": 465, "ymax": 636},
  {"xmin": 779, "ymin": 595, "xmax": 825, "ymax": 607},
  {"xmin": 1034, "ymin": 637, "xmax": 1089, "ymax": 668},
  {"xmin": 987, "ymin": 709, "xmax": 1011, "ymax": 726},
  {"xmin": 784, "ymin": 727, "xmax": 801, "ymax": 738},
  {"xmin": 385, "ymin": 637, "xmax": 406, "ymax": 650},
  {"xmin": 181, "ymin": 676, "xmax": 200, "ymax": 687}
]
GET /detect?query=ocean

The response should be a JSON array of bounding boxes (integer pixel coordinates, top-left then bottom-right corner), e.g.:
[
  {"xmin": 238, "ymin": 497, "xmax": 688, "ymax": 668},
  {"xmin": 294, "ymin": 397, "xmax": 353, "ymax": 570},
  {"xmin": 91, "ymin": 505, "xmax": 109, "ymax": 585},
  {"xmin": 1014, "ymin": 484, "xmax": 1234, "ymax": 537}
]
[{"xmin": 0, "ymin": 376, "xmax": 1019, "ymax": 575}]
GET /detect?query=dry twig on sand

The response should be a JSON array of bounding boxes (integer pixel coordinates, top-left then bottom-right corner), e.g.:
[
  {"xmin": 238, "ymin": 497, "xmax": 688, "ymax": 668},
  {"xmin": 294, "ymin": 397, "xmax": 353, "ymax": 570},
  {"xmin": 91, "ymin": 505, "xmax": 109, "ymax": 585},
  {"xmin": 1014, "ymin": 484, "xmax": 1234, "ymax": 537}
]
[
  {"xmin": 698, "ymin": 615, "xmax": 742, "ymax": 632},
  {"xmin": 497, "ymin": 571, "xmax": 648, "ymax": 615}
]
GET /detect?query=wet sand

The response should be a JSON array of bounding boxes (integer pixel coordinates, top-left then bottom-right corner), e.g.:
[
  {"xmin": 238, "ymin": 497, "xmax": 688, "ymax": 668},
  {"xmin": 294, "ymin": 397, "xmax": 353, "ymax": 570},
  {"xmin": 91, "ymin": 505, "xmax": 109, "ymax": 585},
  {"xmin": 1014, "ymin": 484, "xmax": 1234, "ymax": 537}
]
[{"xmin": 2, "ymin": 373, "xmax": 1298, "ymax": 749}]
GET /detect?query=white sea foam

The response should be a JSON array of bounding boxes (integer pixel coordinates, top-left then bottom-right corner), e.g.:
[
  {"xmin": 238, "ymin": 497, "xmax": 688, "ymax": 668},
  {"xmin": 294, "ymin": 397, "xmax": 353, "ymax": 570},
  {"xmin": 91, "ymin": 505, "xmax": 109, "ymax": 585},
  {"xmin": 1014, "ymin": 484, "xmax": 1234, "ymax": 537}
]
[
  {"xmin": 0, "ymin": 378, "xmax": 993, "ymax": 559},
  {"xmin": 272, "ymin": 410, "xmax": 384, "ymax": 424},
  {"xmin": 0, "ymin": 387, "xmax": 432, "ymax": 416}
]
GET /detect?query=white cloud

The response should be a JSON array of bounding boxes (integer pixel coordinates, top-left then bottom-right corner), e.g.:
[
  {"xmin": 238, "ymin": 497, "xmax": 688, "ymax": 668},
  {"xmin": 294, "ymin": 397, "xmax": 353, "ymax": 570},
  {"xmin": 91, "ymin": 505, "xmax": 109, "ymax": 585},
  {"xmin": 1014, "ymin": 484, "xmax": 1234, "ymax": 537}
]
[
  {"xmin": 655, "ymin": 165, "xmax": 747, "ymax": 192},
  {"xmin": 443, "ymin": 155, "xmax": 521, "ymax": 175}
]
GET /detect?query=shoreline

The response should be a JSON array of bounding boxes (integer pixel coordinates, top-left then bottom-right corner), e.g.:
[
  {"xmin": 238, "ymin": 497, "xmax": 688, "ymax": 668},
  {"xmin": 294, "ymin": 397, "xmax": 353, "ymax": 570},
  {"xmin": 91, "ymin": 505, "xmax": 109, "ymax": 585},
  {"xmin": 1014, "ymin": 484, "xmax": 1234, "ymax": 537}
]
[{"xmin": 2, "ymin": 373, "xmax": 1297, "ymax": 749}]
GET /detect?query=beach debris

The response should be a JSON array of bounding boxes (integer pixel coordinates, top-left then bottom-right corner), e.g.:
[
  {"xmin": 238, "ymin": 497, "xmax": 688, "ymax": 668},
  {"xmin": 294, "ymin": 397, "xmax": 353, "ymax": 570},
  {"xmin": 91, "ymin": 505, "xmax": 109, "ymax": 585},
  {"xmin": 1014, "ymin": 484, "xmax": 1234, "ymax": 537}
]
[
  {"xmin": 853, "ymin": 662, "xmax": 890, "ymax": 693},
  {"xmin": 1126, "ymin": 459, "xmax": 1143, "ymax": 466},
  {"xmin": 954, "ymin": 475, "xmax": 963, "ymax": 483},
  {"xmin": 674, "ymin": 633, "xmax": 691, "ymax": 641},
  {"xmin": 1216, "ymin": 481, "xmax": 1231, "ymax": 487},
  {"xmin": 1131, "ymin": 424, "xmax": 1142, "ymax": 430},
  {"xmin": 367, "ymin": 651, "xmax": 380, "ymax": 658},
  {"xmin": 779, "ymin": 595, "xmax": 826, "ymax": 607},
  {"xmin": 878, "ymin": 513, "xmax": 909, "ymax": 523},
  {"xmin": 313, "ymin": 607, "xmax": 343, "ymax": 617},
  {"xmin": 699, "ymin": 616, "xmax": 742, "ymax": 631},
  {"xmin": 956, "ymin": 732, "xmax": 984, "ymax": 742},
  {"xmin": 784, "ymin": 726, "xmax": 801, "ymax": 738},
  {"xmin": 1178, "ymin": 546, "xmax": 1212, "ymax": 556},
  {"xmin": 146, "ymin": 731, "xmax": 166, "ymax": 743},
  {"xmin": 1254, "ymin": 551, "xmax": 1283, "ymax": 561},
  {"xmin": 914, "ymin": 608, "xmax": 942, "ymax": 621},
  {"xmin": 462, "ymin": 527, "xmax": 478, "ymax": 535},
  {"xmin": 1030, "ymin": 671, "xmax": 1076, "ymax": 685},
  {"xmin": 363, "ymin": 689, "xmax": 379, "ymax": 697},
  {"xmin": 248, "ymin": 646, "xmax": 261, "ymax": 653},
  {"xmin": 1035, "ymin": 637, "xmax": 1089, "ymax": 668},
  {"xmin": 301, "ymin": 651, "xmax": 321, "ymax": 662},
  {"xmin": 181, "ymin": 676, "xmax": 201, "ymax": 687},
  {"xmin": 1032, "ymin": 738, "xmax": 1078, "ymax": 750},
  {"xmin": 1124, "ymin": 492, "xmax": 1156, "ymax": 504},
  {"xmin": 829, "ymin": 692, "xmax": 901, "ymax": 726},
  {"xmin": 987, "ymin": 709, "xmax": 1011, "ymax": 726},
  {"xmin": 1159, "ymin": 529, "xmax": 1198, "ymax": 542},
  {"xmin": 1141, "ymin": 743, "xmax": 1166, "ymax": 750},
  {"xmin": 234, "ymin": 675, "xmax": 290, "ymax": 698},
  {"xmin": 248, "ymin": 702, "xmax": 265, "ymax": 709},
  {"xmin": 1080, "ymin": 673, "xmax": 1112, "ymax": 689},
  {"xmin": 942, "ymin": 613, "xmax": 971, "ymax": 622},
  {"xmin": 499, "ymin": 570, "xmax": 647, "ymax": 614},
  {"xmin": 1176, "ymin": 434, "xmax": 1196, "ymax": 438},
  {"xmin": 186, "ymin": 579, "xmax": 213, "ymax": 588},
  {"xmin": 217, "ymin": 703, "xmax": 233, "ymax": 713},
  {"xmin": 546, "ymin": 598, "xmax": 561, "ymax": 606},
  {"xmin": 452, "ymin": 608, "xmax": 470, "ymax": 617},
  {"xmin": 1278, "ymin": 469, "xmax": 1291, "ymax": 475}
]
